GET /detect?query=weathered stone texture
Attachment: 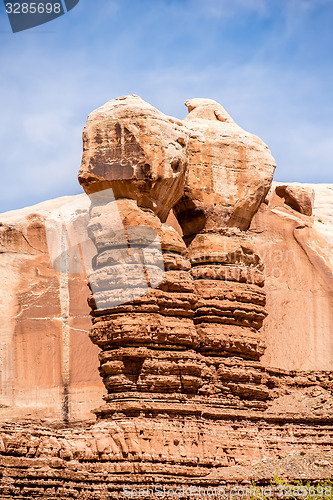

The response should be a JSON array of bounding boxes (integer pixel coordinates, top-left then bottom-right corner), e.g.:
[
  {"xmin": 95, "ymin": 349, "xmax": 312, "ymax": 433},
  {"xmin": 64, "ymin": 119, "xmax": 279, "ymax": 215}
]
[
  {"xmin": 77, "ymin": 95, "xmax": 276, "ymax": 420},
  {"xmin": 78, "ymin": 94, "xmax": 189, "ymax": 222},
  {"xmin": 1, "ymin": 96, "xmax": 333, "ymax": 497},
  {"xmin": 250, "ymin": 182, "xmax": 333, "ymax": 370},
  {"xmin": 0, "ymin": 197, "xmax": 104, "ymax": 422}
]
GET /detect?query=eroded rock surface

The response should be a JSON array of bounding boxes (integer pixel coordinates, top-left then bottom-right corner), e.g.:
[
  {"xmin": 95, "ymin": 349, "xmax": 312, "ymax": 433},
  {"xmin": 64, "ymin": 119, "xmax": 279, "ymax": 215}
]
[
  {"xmin": 250, "ymin": 182, "xmax": 333, "ymax": 370},
  {"xmin": 1, "ymin": 96, "xmax": 333, "ymax": 497},
  {"xmin": 78, "ymin": 94, "xmax": 189, "ymax": 222},
  {"xmin": 177, "ymin": 98, "xmax": 276, "ymax": 233},
  {"xmin": 77, "ymin": 95, "xmax": 276, "ymax": 418},
  {"xmin": 275, "ymin": 183, "xmax": 315, "ymax": 216},
  {"xmin": 0, "ymin": 197, "xmax": 104, "ymax": 421}
]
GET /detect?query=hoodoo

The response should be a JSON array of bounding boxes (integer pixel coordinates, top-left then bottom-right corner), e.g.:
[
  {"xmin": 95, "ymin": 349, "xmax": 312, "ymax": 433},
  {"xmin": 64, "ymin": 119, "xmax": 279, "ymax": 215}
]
[{"xmin": 0, "ymin": 96, "xmax": 333, "ymax": 498}]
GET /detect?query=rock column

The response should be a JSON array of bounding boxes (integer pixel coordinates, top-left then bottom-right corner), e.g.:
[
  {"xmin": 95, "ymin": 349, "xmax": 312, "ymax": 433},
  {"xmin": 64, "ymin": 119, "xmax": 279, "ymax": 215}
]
[
  {"xmin": 174, "ymin": 99, "xmax": 276, "ymax": 405},
  {"xmin": 78, "ymin": 95, "xmax": 200, "ymax": 417}
]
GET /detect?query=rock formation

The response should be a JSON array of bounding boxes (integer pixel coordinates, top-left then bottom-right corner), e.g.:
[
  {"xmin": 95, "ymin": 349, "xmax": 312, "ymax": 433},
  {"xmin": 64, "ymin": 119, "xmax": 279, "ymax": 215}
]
[
  {"xmin": 78, "ymin": 96, "xmax": 200, "ymax": 417},
  {"xmin": 77, "ymin": 95, "xmax": 277, "ymax": 419},
  {"xmin": 79, "ymin": 94, "xmax": 189, "ymax": 222},
  {"xmin": 275, "ymin": 184, "xmax": 315, "ymax": 216},
  {"xmin": 176, "ymin": 98, "xmax": 274, "ymax": 369},
  {"xmin": 1, "ymin": 95, "xmax": 333, "ymax": 498}
]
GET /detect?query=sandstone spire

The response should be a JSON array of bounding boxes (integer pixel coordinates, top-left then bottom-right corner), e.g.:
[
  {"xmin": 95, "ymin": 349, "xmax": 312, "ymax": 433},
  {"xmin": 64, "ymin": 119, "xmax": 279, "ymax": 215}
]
[
  {"xmin": 78, "ymin": 94, "xmax": 276, "ymax": 417},
  {"xmin": 79, "ymin": 95, "xmax": 199, "ymax": 417},
  {"xmin": 174, "ymin": 97, "xmax": 276, "ymax": 364}
]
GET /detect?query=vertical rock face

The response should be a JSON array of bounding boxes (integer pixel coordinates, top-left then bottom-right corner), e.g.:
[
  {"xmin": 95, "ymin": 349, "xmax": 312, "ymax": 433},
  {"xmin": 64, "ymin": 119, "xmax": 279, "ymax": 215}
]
[
  {"xmin": 250, "ymin": 182, "xmax": 333, "ymax": 370},
  {"xmin": 0, "ymin": 196, "xmax": 104, "ymax": 421},
  {"xmin": 78, "ymin": 94, "xmax": 276, "ymax": 421}
]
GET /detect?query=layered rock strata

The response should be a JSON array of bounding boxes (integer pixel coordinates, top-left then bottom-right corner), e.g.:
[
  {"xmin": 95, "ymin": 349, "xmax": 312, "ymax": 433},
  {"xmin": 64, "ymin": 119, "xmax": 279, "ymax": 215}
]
[
  {"xmin": 79, "ymin": 96, "xmax": 200, "ymax": 417},
  {"xmin": 1, "ymin": 96, "xmax": 333, "ymax": 498},
  {"xmin": 87, "ymin": 200, "xmax": 200, "ymax": 415},
  {"xmin": 174, "ymin": 99, "xmax": 274, "ymax": 367},
  {"xmin": 1, "ymin": 364, "xmax": 333, "ymax": 499},
  {"xmin": 78, "ymin": 96, "xmax": 276, "ymax": 422}
]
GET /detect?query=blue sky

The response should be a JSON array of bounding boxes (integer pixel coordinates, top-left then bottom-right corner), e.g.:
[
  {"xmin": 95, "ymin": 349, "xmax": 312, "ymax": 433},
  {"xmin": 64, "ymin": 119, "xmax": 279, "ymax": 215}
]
[{"xmin": 0, "ymin": 0, "xmax": 332, "ymax": 213}]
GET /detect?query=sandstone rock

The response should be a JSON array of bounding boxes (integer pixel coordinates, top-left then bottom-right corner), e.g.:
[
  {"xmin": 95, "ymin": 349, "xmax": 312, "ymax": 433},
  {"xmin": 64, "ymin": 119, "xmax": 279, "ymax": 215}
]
[
  {"xmin": 0, "ymin": 196, "xmax": 104, "ymax": 421},
  {"xmin": 250, "ymin": 182, "xmax": 333, "ymax": 370},
  {"xmin": 1, "ymin": 95, "xmax": 333, "ymax": 497},
  {"xmin": 78, "ymin": 94, "xmax": 189, "ymax": 222},
  {"xmin": 275, "ymin": 183, "xmax": 315, "ymax": 216},
  {"xmin": 174, "ymin": 98, "xmax": 276, "ymax": 234},
  {"xmin": 310, "ymin": 184, "xmax": 333, "ymax": 258},
  {"xmin": 80, "ymin": 136, "xmax": 198, "ymax": 416},
  {"xmin": 78, "ymin": 96, "xmax": 274, "ymax": 416},
  {"xmin": 173, "ymin": 100, "xmax": 273, "ymax": 368}
]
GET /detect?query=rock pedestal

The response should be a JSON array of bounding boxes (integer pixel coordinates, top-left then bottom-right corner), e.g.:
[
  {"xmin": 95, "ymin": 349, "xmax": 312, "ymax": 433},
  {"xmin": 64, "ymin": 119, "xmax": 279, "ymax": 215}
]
[
  {"xmin": 175, "ymin": 99, "xmax": 275, "ymax": 405},
  {"xmin": 79, "ymin": 96, "xmax": 200, "ymax": 418},
  {"xmin": 78, "ymin": 95, "xmax": 276, "ymax": 440}
]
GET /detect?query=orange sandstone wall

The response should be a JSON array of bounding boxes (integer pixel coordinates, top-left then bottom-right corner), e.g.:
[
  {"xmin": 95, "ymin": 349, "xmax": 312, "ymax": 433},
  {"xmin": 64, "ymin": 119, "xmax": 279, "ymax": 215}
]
[
  {"xmin": 250, "ymin": 183, "xmax": 333, "ymax": 371},
  {"xmin": 0, "ymin": 196, "xmax": 104, "ymax": 422}
]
